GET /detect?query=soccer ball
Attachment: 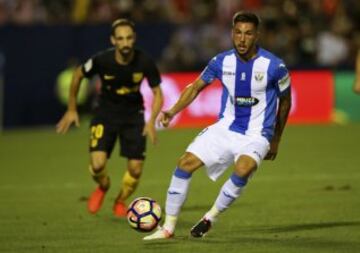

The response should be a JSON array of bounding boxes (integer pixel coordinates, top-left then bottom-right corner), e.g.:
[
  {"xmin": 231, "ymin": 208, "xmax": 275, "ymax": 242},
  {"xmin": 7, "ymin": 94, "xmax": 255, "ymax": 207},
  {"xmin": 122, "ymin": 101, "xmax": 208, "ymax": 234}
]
[{"xmin": 127, "ymin": 197, "xmax": 162, "ymax": 232}]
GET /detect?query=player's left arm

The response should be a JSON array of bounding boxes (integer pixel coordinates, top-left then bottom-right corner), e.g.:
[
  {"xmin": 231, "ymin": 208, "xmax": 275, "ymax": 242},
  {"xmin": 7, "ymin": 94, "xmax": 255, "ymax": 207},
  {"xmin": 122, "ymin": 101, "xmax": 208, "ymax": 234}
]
[
  {"xmin": 265, "ymin": 90, "xmax": 292, "ymax": 160},
  {"xmin": 265, "ymin": 62, "xmax": 292, "ymax": 160},
  {"xmin": 142, "ymin": 55, "xmax": 164, "ymax": 145},
  {"xmin": 143, "ymin": 85, "xmax": 163, "ymax": 145}
]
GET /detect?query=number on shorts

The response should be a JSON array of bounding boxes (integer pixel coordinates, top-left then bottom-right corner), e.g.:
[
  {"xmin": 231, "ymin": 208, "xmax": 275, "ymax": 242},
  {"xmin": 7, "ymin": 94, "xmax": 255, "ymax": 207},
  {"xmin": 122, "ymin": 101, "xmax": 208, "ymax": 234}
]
[{"xmin": 90, "ymin": 124, "xmax": 104, "ymax": 148}]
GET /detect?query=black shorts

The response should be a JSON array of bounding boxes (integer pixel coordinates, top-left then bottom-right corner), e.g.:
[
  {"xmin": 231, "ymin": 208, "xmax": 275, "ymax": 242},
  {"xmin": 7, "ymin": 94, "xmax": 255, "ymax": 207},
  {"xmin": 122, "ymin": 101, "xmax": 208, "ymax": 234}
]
[{"xmin": 89, "ymin": 114, "xmax": 146, "ymax": 160}]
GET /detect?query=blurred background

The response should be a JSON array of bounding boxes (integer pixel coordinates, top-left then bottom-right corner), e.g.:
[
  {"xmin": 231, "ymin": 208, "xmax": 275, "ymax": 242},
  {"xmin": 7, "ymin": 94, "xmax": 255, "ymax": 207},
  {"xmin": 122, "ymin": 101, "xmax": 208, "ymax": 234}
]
[{"xmin": 0, "ymin": 0, "xmax": 360, "ymax": 129}]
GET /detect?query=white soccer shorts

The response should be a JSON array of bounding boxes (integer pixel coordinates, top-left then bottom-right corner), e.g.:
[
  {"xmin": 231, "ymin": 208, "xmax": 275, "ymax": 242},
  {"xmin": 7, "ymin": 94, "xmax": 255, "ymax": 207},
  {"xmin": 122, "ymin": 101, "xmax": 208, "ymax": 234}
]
[{"xmin": 186, "ymin": 120, "xmax": 270, "ymax": 181}]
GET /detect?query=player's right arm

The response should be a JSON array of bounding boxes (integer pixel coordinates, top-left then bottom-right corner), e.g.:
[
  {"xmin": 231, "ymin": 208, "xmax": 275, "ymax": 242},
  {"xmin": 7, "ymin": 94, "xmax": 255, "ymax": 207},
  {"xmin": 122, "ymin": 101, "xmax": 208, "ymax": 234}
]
[
  {"xmin": 56, "ymin": 66, "xmax": 84, "ymax": 134},
  {"xmin": 160, "ymin": 56, "xmax": 219, "ymax": 127},
  {"xmin": 160, "ymin": 78, "xmax": 207, "ymax": 127}
]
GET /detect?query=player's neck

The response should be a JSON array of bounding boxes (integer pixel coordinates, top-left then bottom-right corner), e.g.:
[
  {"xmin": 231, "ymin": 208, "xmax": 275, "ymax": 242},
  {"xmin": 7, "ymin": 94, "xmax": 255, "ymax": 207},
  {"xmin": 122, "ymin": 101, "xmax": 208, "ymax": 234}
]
[{"xmin": 115, "ymin": 50, "xmax": 134, "ymax": 65}]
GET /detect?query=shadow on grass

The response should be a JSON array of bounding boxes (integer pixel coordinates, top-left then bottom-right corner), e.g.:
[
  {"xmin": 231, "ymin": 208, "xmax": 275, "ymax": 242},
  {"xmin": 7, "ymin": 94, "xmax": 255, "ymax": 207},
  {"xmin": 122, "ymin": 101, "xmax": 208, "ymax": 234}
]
[
  {"xmin": 242, "ymin": 221, "xmax": 360, "ymax": 233},
  {"xmin": 140, "ymin": 221, "xmax": 360, "ymax": 251},
  {"xmin": 141, "ymin": 232, "xmax": 360, "ymax": 252}
]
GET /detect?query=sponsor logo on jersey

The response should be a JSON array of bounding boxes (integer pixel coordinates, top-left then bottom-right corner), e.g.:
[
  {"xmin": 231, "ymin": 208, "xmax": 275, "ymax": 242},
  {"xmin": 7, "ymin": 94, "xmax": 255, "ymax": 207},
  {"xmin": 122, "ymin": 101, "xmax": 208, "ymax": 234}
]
[
  {"xmin": 223, "ymin": 71, "xmax": 236, "ymax": 76},
  {"xmin": 116, "ymin": 85, "xmax": 140, "ymax": 95},
  {"xmin": 254, "ymin": 72, "xmax": 264, "ymax": 82},
  {"xmin": 235, "ymin": 96, "xmax": 259, "ymax": 107},
  {"xmin": 104, "ymin": 74, "xmax": 115, "ymax": 80},
  {"xmin": 132, "ymin": 72, "xmax": 143, "ymax": 82}
]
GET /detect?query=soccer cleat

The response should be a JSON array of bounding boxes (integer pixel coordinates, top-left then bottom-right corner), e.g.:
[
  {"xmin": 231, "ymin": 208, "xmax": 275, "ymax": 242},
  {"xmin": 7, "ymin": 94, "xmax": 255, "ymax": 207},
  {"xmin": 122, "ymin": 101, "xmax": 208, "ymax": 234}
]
[
  {"xmin": 87, "ymin": 187, "xmax": 107, "ymax": 214},
  {"xmin": 113, "ymin": 201, "xmax": 127, "ymax": 217},
  {"xmin": 143, "ymin": 227, "xmax": 173, "ymax": 240},
  {"xmin": 190, "ymin": 218, "xmax": 212, "ymax": 238}
]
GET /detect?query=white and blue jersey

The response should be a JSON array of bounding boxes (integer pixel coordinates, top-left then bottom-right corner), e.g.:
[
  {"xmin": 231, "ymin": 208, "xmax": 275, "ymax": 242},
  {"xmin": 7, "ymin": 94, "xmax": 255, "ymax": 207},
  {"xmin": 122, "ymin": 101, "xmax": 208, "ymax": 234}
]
[{"xmin": 200, "ymin": 47, "xmax": 291, "ymax": 141}]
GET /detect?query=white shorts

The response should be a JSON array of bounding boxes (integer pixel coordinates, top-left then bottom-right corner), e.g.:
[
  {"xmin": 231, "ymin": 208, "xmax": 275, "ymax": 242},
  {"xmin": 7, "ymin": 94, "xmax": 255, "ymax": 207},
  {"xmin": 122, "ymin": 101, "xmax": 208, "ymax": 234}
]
[{"xmin": 186, "ymin": 120, "xmax": 270, "ymax": 181}]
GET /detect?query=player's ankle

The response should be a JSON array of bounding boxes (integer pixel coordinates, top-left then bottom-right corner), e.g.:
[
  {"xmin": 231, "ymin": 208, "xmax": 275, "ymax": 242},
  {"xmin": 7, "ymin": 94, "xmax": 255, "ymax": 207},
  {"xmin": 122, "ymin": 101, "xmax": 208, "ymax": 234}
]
[
  {"xmin": 163, "ymin": 215, "xmax": 178, "ymax": 234},
  {"xmin": 99, "ymin": 184, "xmax": 109, "ymax": 192}
]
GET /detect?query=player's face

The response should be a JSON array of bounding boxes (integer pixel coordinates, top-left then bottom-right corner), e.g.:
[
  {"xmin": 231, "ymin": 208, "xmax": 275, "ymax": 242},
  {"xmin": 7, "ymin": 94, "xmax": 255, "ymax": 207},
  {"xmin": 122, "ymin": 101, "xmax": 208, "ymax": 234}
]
[
  {"xmin": 232, "ymin": 22, "xmax": 258, "ymax": 57},
  {"xmin": 111, "ymin": 26, "xmax": 136, "ymax": 57}
]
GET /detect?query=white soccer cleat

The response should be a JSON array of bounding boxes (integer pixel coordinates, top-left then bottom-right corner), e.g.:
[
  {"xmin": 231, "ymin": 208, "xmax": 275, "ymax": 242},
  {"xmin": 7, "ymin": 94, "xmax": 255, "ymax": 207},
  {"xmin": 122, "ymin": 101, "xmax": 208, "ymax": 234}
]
[{"xmin": 143, "ymin": 227, "xmax": 173, "ymax": 240}]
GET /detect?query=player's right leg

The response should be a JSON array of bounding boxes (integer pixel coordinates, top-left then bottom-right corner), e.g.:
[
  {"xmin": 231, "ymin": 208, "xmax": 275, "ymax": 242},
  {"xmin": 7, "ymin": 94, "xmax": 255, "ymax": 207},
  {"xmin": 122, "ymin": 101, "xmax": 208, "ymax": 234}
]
[
  {"xmin": 87, "ymin": 119, "xmax": 116, "ymax": 214},
  {"xmin": 88, "ymin": 151, "xmax": 109, "ymax": 214},
  {"xmin": 143, "ymin": 152, "xmax": 203, "ymax": 240}
]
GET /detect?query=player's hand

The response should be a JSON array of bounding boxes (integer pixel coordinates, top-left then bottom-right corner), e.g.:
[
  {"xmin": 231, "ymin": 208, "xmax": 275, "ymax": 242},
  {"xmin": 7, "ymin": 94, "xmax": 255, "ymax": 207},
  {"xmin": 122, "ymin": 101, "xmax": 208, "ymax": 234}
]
[
  {"xmin": 143, "ymin": 121, "xmax": 157, "ymax": 145},
  {"xmin": 353, "ymin": 79, "xmax": 360, "ymax": 94},
  {"xmin": 56, "ymin": 110, "xmax": 80, "ymax": 134},
  {"xmin": 158, "ymin": 110, "xmax": 174, "ymax": 128},
  {"xmin": 264, "ymin": 141, "xmax": 279, "ymax": 160}
]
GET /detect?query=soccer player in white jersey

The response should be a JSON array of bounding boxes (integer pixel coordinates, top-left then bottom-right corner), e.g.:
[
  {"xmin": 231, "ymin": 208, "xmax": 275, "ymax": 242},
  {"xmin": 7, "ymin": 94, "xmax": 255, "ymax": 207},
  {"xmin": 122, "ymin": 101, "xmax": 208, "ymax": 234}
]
[{"xmin": 144, "ymin": 11, "xmax": 292, "ymax": 240}]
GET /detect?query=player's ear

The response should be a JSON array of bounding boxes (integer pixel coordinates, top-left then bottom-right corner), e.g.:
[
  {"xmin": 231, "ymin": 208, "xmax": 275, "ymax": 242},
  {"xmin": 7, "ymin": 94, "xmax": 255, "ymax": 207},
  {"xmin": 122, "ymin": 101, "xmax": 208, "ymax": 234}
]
[
  {"xmin": 110, "ymin": 35, "xmax": 116, "ymax": 46},
  {"xmin": 255, "ymin": 30, "xmax": 260, "ymax": 43},
  {"xmin": 231, "ymin": 28, "xmax": 235, "ymax": 40}
]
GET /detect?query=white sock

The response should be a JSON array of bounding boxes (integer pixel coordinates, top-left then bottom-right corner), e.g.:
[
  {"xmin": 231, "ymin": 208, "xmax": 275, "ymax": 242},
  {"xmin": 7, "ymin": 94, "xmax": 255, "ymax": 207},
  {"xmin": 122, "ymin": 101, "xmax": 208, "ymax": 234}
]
[
  {"xmin": 206, "ymin": 174, "xmax": 248, "ymax": 221},
  {"xmin": 204, "ymin": 205, "xmax": 221, "ymax": 222},
  {"xmin": 164, "ymin": 167, "xmax": 192, "ymax": 233},
  {"xmin": 163, "ymin": 215, "xmax": 178, "ymax": 234}
]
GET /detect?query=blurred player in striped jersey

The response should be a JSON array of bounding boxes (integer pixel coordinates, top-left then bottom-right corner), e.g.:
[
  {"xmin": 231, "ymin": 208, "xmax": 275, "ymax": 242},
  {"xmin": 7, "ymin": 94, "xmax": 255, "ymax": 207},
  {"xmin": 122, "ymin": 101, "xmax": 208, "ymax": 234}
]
[{"xmin": 144, "ymin": 11, "xmax": 292, "ymax": 240}]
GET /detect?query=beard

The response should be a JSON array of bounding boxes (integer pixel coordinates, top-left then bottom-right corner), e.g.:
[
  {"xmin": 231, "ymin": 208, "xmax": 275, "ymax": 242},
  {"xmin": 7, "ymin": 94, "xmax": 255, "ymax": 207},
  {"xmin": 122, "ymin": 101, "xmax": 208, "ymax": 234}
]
[
  {"xmin": 119, "ymin": 46, "xmax": 133, "ymax": 58},
  {"xmin": 233, "ymin": 41, "xmax": 257, "ymax": 60}
]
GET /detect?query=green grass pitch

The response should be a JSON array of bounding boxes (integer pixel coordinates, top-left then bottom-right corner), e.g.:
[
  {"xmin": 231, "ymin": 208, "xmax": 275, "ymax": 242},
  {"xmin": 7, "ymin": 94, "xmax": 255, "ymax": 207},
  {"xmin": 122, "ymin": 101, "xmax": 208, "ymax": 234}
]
[{"xmin": 0, "ymin": 124, "xmax": 360, "ymax": 253}]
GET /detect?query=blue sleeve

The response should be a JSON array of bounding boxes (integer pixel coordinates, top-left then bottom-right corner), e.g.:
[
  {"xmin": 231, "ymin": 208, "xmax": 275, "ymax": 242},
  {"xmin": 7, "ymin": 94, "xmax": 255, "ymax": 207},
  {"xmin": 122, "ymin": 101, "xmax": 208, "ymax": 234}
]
[
  {"xmin": 200, "ymin": 57, "xmax": 220, "ymax": 84},
  {"xmin": 273, "ymin": 61, "xmax": 291, "ymax": 96}
]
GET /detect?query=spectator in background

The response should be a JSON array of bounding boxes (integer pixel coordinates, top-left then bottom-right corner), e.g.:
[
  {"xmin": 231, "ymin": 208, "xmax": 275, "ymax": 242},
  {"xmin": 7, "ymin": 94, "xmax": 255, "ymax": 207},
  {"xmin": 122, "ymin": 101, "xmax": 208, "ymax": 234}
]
[
  {"xmin": 0, "ymin": 0, "xmax": 11, "ymax": 25},
  {"xmin": 316, "ymin": 7, "xmax": 352, "ymax": 67},
  {"xmin": 0, "ymin": 0, "xmax": 359, "ymax": 70},
  {"xmin": 353, "ymin": 50, "xmax": 360, "ymax": 94}
]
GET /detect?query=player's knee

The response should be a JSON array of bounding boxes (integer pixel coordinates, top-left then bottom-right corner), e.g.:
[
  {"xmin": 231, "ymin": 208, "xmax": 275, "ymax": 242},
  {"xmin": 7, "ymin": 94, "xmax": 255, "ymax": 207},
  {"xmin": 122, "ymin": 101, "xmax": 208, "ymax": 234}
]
[
  {"xmin": 128, "ymin": 167, "xmax": 142, "ymax": 179},
  {"xmin": 235, "ymin": 158, "xmax": 257, "ymax": 177},
  {"xmin": 90, "ymin": 159, "xmax": 106, "ymax": 174},
  {"xmin": 127, "ymin": 161, "xmax": 143, "ymax": 179},
  {"xmin": 177, "ymin": 153, "xmax": 202, "ymax": 173}
]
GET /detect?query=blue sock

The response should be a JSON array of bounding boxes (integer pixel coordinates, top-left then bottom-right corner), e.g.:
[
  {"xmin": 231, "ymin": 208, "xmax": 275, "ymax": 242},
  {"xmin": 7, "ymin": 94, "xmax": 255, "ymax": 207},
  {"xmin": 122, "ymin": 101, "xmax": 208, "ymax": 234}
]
[{"xmin": 214, "ymin": 173, "xmax": 247, "ymax": 212}]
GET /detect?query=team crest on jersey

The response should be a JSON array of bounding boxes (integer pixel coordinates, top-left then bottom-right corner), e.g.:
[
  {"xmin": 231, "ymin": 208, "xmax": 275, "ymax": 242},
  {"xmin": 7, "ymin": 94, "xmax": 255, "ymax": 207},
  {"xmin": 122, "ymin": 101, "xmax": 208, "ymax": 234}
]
[
  {"xmin": 241, "ymin": 72, "xmax": 246, "ymax": 81},
  {"xmin": 254, "ymin": 72, "xmax": 264, "ymax": 82},
  {"xmin": 133, "ymin": 72, "xmax": 143, "ymax": 82}
]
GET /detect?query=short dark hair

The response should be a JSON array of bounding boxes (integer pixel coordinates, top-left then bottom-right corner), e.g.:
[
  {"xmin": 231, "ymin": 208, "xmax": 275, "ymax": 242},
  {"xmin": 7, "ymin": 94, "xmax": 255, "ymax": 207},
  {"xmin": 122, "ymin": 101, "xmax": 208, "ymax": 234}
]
[
  {"xmin": 111, "ymin": 19, "xmax": 135, "ymax": 35},
  {"xmin": 232, "ymin": 11, "xmax": 260, "ymax": 29}
]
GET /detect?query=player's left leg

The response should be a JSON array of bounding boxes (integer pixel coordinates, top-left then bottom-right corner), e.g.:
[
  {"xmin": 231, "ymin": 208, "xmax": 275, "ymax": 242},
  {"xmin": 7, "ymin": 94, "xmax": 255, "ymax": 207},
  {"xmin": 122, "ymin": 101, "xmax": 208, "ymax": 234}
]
[
  {"xmin": 191, "ymin": 155, "xmax": 257, "ymax": 237},
  {"xmin": 113, "ymin": 159, "xmax": 143, "ymax": 217},
  {"xmin": 114, "ymin": 117, "xmax": 146, "ymax": 216}
]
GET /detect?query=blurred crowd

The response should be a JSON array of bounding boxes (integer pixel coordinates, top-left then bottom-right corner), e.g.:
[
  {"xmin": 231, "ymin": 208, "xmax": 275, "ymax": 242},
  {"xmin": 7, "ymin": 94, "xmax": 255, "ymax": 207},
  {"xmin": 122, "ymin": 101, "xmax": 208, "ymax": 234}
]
[{"xmin": 0, "ymin": 0, "xmax": 359, "ymax": 70}]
